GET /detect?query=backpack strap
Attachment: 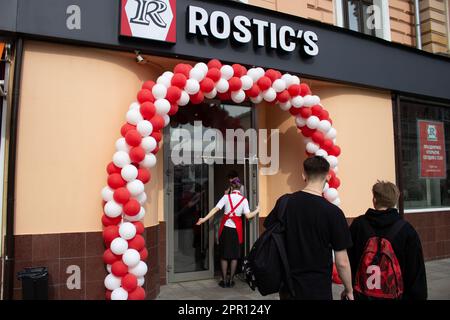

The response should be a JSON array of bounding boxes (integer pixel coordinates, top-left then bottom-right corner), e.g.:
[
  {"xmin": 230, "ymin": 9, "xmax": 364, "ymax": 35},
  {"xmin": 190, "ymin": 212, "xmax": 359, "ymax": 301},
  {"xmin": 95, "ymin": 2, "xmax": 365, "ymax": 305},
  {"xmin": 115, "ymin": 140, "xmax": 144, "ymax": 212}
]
[
  {"xmin": 276, "ymin": 194, "xmax": 290, "ymax": 223},
  {"xmin": 386, "ymin": 219, "xmax": 407, "ymax": 241}
]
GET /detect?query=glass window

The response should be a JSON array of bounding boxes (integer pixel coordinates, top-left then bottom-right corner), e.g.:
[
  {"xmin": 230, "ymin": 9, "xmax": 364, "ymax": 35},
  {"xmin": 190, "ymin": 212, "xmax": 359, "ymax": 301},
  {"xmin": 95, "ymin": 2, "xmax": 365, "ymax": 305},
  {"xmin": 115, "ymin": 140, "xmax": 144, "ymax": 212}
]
[
  {"xmin": 343, "ymin": 0, "xmax": 376, "ymax": 36},
  {"xmin": 399, "ymin": 99, "xmax": 450, "ymax": 210}
]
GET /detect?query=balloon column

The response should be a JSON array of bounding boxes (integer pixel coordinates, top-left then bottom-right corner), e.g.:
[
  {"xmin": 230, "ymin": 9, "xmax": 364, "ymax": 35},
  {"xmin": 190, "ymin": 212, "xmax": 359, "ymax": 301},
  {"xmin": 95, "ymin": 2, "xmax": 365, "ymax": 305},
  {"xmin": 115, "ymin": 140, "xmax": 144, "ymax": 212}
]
[{"xmin": 101, "ymin": 59, "xmax": 341, "ymax": 300}]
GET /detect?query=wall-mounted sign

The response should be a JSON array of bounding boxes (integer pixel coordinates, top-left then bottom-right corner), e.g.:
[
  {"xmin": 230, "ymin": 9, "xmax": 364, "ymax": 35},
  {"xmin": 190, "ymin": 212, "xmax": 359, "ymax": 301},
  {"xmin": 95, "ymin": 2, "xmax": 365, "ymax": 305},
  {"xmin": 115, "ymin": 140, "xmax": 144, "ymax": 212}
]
[
  {"xmin": 120, "ymin": 0, "xmax": 177, "ymax": 43},
  {"xmin": 418, "ymin": 120, "xmax": 447, "ymax": 178}
]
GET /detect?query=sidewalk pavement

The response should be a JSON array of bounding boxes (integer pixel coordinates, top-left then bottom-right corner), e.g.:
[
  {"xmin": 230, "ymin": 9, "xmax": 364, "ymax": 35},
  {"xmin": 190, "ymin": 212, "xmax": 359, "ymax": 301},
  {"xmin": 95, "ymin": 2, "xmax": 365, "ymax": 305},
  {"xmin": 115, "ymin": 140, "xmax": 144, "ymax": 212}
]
[{"xmin": 157, "ymin": 258, "xmax": 450, "ymax": 300}]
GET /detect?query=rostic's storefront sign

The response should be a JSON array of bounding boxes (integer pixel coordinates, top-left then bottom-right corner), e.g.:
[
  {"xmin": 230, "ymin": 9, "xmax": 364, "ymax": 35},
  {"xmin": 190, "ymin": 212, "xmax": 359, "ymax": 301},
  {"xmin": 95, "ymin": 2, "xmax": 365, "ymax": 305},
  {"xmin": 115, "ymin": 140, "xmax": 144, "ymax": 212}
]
[{"xmin": 418, "ymin": 120, "xmax": 447, "ymax": 178}]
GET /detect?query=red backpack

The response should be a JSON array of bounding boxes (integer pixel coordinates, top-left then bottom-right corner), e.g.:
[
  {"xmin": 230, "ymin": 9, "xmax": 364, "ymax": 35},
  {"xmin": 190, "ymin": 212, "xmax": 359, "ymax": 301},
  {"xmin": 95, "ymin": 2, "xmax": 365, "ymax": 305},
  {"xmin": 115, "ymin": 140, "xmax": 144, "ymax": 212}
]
[{"xmin": 354, "ymin": 218, "xmax": 406, "ymax": 299}]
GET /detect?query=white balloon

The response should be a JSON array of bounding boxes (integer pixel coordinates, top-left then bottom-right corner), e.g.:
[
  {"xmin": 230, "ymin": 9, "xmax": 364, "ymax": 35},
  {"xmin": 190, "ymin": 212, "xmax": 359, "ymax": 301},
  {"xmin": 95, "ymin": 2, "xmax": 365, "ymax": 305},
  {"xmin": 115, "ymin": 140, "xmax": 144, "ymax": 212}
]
[
  {"xmin": 141, "ymin": 136, "xmax": 157, "ymax": 153},
  {"xmin": 124, "ymin": 206, "xmax": 145, "ymax": 222},
  {"xmin": 129, "ymin": 261, "xmax": 148, "ymax": 277},
  {"xmin": 254, "ymin": 67, "xmax": 265, "ymax": 79},
  {"xmin": 127, "ymin": 179, "xmax": 145, "ymax": 196},
  {"xmin": 246, "ymin": 68, "xmax": 259, "ymax": 81},
  {"xmin": 195, "ymin": 62, "xmax": 208, "ymax": 75},
  {"xmin": 126, "ymin": 109, "xmax": 143, "ymax": 125},
  {"xmin": 119, "ymin": 222, "xmax": 137, "ymax": 240},
  {"xmin": 204, "ymin": 88, "xmax": 217, "ymax": 99},
  {"xmin": 104, "ymin": 200, "xmax": 122, "ymax": 218},
  {"xmin": 216, "ymin": 78, "xmax": 229, "ymax": 93},
  {"xmin": 220, "ymin": 65, "xmax": 234, "ymax": 80},
  {"xmin": 231, "ymin": 90, "xmax": 245, "ymax": 103},
  {"xmin": 156, "ymin": 75, "xmax": 172, "ymax": 88},
  {"xmin": 315, "ymin": 149, "xmax": 328, "ymax": 157},
  {"xmin": 189, "ymin": 67, "xmax": 205, "ymax": 82},
  {"xmin": 122, "ymin": 249, "xmax": 141, "ymax": 267},
  {"xmin": 113, "ymin": 151, "xmax": 131, "ymax": 168},
  {"xmin": 311, "ymin": 95, "xmax": 321, "ymax": 105},
  {"xmin": 129, "ymin": 102, "xmax": 140, "ymax": 110},
  {"xmin": 279, "ymin": 101, "xmax": 291, "ymax": 111},
  {"xmin": 240, "ymin": 75, "xmax": 253, "ymax": 90},
  {"xmin": 152, "ymin": 83, "xmax": 167, "ymax": 99},
  {"xmin": 250, "ymin": 94, "xmax": 263, "ymax": 104},
  {"xmin": 291, "ymin": 96, "xmax": 304, "ymax": 108},
  {"xmin": 291, "ymin": 75, "xmax": 301, "ymax": 85},
  {"xmin": 325, "ymin": 127, "xmax": 337, "ymax": 140},
  {"xmin": 140, "ymin": 153, "xmax": 157, "ymax": 168},
  {"xmin": 324, "ymin": 188, "xmax": 338, "ymax": 202},
  {"xmin": 111, "ymin": 287, "xmax": 128, "ymax": 300},
  {"xmin": 332, "ymin": 197, "xmax": 341, "ymax": 206},
  {"xmin": 281, "ymin": 74, "xmax": 294, "ymax": 87},
  {"xmin": 184, "ymin": 79, "xmax": 200, "ymax": 95},
  {"xmin": 327, "ymin": 155, "xmax": 338, "ymax": 168},
  {"xmin": 262, "ymin": 88, "xmax": 276, "ymax": 102},
  {"xmin": 137, "ymin": 277, "xmax": 145, "ymax": 287},
  {"xmin": 136, "ymin": 192, "xmax": 147, "ymax": 205},
  {"xmin": 303, "ymin": 95, "xmax": 316, "ymax": 107},
  {"xmin": 162, "ymin": 71, "xmax": 174, "ymax": 78},
  {"xmin": 272, "ymin": 78, "xmax": 286, "ymax": 92},
  {"xmin": 318, "ymin": 120, "xmax": 332, "ymax": 133},
  {"xmin": 115, "ymin": 137, "xmax": 130, "ymax": 152},
  {"xmin": 304, "ymin": 137, "xmax": 313, "ymax": 144},
  {"xmin": 333, "ymin": 166, "xmax": 339, "ymax": 174},
  {"xmin": 306, "ymin": 116, "xmax": 320, "ymax": 129},
  {"xmin": 121, "ymin": 164, "xmax": 138, "ymax": 182},
  {"xmin": 102, "ymin": 186, "xmax": 114, "ymax": 202},
  {"xmin": 110, "ymin": 237, "xmax": 128, "ymax": 255},
  {"xmin": 137, "ymin": 120, "xmax": 153, "ymax": 137},
  {"xmin": 323, "ymin": 182, "xmax": 330, "ymax": 192},
  {"xmin": 306, "ymin": 142, "xmax": 320, "ymax": 154},
  {"xmin": 104, "ymin": 273, "xmax": 122, "ymax": 291},
  {"xmin": 106, "ymin": 264, "xmax": 112, "ymax": 273},
  {"xmin": 163, "ymin": 114, "xmax": 170, "ymax": 127},
  {"xmin": 155, "ymin": 99, "xmax": 171, "ymax": 115},
  {"xmin": 177, "ymin": 91, "xmax": 190, "ymax": 106}
]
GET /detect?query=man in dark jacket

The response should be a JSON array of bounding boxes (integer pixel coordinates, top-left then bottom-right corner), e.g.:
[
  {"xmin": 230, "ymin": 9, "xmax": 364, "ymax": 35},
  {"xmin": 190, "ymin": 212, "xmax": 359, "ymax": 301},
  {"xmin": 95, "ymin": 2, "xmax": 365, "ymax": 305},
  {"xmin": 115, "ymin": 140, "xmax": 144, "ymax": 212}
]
[{"xmin": 348, "ymin": 181, "xmax": 427, "ymax": 300}]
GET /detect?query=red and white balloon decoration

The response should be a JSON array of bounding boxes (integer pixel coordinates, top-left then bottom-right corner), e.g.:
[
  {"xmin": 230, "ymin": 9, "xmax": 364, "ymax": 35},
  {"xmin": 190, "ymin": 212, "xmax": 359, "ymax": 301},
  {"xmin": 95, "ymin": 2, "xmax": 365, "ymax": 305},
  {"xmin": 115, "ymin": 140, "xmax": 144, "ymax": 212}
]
[{"xmin": 101, "ymin": 59, "xmax": 341, "ymax": 300}]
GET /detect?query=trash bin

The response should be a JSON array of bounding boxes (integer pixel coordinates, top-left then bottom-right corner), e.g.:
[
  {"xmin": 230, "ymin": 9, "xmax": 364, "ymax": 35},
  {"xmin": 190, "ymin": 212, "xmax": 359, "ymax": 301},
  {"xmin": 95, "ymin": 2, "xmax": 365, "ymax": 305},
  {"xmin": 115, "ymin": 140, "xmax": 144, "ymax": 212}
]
[{"xmin": 17, "ymin": 267, "xmax": 49, "ymax": 300}]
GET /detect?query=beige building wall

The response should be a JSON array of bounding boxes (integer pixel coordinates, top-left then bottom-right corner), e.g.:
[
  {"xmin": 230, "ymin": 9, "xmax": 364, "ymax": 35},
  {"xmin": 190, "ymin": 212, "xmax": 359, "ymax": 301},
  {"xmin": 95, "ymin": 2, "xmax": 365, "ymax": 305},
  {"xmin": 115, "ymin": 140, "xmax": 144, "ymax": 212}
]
[{"xmin": 15, "ymin": 41, "xmax": 164, "ymax": 235}]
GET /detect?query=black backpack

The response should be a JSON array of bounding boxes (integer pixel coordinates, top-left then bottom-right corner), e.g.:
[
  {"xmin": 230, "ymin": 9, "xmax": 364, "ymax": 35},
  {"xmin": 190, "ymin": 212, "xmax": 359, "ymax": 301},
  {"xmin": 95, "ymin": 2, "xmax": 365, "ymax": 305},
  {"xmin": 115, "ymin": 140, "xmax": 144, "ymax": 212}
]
[{"xmin": 242, "ymin": 194, "xmax": 295, "ymax": 296}]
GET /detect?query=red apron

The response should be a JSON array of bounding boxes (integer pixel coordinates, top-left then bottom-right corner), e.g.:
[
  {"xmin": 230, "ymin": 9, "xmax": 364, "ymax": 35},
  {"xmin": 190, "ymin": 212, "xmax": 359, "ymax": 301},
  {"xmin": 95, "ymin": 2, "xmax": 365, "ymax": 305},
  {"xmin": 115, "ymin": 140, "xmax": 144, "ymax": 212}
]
[{"xmin": 218, "ymin": 192, "xmax": 245, "ymax": 244}]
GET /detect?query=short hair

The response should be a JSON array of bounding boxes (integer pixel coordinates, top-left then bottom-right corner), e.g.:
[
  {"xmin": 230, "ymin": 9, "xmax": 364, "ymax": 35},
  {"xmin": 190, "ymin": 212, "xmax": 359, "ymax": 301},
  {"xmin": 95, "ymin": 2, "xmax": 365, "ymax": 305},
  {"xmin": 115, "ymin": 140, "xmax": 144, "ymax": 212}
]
[
  {"xmin": 227, "ymin": 170, "xmax": 239, "ymax": 179},
  {"xmin": 303, "ymin": 156, "xmax": 330, "ymax": 180},
  {"xmin": 372, "ymin": 181, "xmax": 400, "ymax": 208}
]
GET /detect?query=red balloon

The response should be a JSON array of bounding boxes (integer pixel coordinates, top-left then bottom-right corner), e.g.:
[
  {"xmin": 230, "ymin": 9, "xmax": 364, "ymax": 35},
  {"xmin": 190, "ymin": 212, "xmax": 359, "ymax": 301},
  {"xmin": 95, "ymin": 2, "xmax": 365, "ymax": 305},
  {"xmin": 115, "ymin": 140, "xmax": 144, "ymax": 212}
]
[
  {"xmin": 128, "ymin": 234, "xmax": 145, "ymax": 251},
  {"xmin": 122, "ymin": 274, "xmax": 138, "ymax": 292},
  {"xmin": 319, "ymin": 109, "xmax": 329, "ymax": 121},
  {"xmin": 121, "ymin": 123, "xmax": 136, "ymax": 137},
  {"xmin": 107, "ymin": 173, "xmax": 126, "ymax": 189},
  {"xmin": 207, "ymin": 59, "xmax": 222, "ymax": 69},
  {"xmin": 150, "ymin": 115, "xmax": 165, "ymax": 131},
  {"xmin": 200, "ymin": 78, "xmax": 215, "ymax": 93},
  {"xmin": 311, "ymin": 105, "xmax": 323, "ymax": 116},
  {"xmin": 312, "ymin": 131, "xmax": 325, "ymax": 145},
  {"xmin": 171, "ymin": 73, "xmax": 187, "ymax": 89},
  {"xmin": 173, "ymin": 63, "xmax": 192, "ymax": 78},
  {"xmin": 139, "ymin": 247, "xmax": 148, "ymax": 260},
  {"xmin": 217, "ymin": 92, "xmax": 231, "ymax": 101},
  {"xmin": 299, "ymin": 107, "xmax": 312, "ymax": 119},
  {"xmin": 232, "ymin": 64, "xmax": 245, "ymax": 78},
  {"xmin": 299, "ymin": 83, "xmax": 312, "ymax": 96},
  {"xmin": 111, "ymin": 261, "xmax": 129, "ymax": 277},
  {"xmin": 102, "ymin": 214, "xmax": 122, "ymax": 227},
  {"xmin": 206, "ymin": 68, "xmax": 221, "ymax": 82},
  {"xmin": 103, "ymin": 249, "xmax": 120, "ymax": 265},
  {"xmin": 125, "ymin": 129, "xmax": 142, "ymax": 147},
  {"xmin": 257, "ymin": 76, "xmax": 272, "ymax": 91},
  {"xmin": 133, "ymin": 221, "xmax": 145, "ymax": 234},
  {"xmin": 103, "ymin": 225, "xmax": 119, "ymax": 245},
  {"xmin": 107, "ymin": 162, "xmax": 121, "ymax": 175},
  {"xmin": 322, "ymin": 139, "xmax": 334, "ymax": 152},
  {"xmin": 137, "ymin": 168, "xmax": 151, "ymax": 184},
  {"xmin": 246, "ymin": 84, "xmax": 260, "ymax": 98},
  {"xmin": 137, "ymin": 89, "xmax": 154, "ymax": 104},
  {"xmin": 330, "ymin": 145, "xmax": 341, "ymax": 157},
  {"xmin": 329, "ymin": 176, "xmax": 341, "ymax": 189},
  {"xmin": 151, "ymin": 130, "xmax": 162, "ymax": 142},
  {"xmin": 140, "ymin": 102, "xmax": 156, "ymax": 121},
  {"xmin": 105, "ymin": 290, "xmax": 112, "ymax": 300},
  {"xmin": 301, "ymin": 126, "xmax": 315, "ymax": 137},
  {"xmin": 276, "ymin": 90, "xmax": 290, "ymax": 103},
  {"xmin": 289, "ymin": 107, "xmax": 301, "ymax": 116},
  {"xmin": 113, "ymin": 187, "xmax": 131, "ymax": 204},
  {"xmin": 151, "ymin": 145, "xmax": 160, "ymax": 154},
  {"xmin": 168, "ymin": 103, "xmax": 179, "ymax": 116},
  {"xmin": 130, "ymin": 146, "xmax": 145, "ymax": 163},
  {"xmin": 141, "ymin": 81, "xmax": 155, "ymax": 91},
  {"xmin": 128, "ymin": 286, "xmax": 146, "ymax": 300},
  {"xmin": 123, "ymin": 199, "xmax": 140, "ymax": 216},
  {"xmin": 166, "ymin": 86, "xmax": 182, "ymax": 104},
  {"xmin": 190, "ymin": 91, "xmax": 204, "ymax": 104},
  {"xmin": 228, "ymin": 77, "xmax": 242, "ymax": 92},
  {"xmin": 329, "ymin": 169, "xmax": 336, "ymax": 178},
  {"xmin": 265, "ymin": 69, "xmax": 279, "ymax": 82},
  {"xmin": 288, "ymin": 84, "xmax": 301, "ymax": 97}
]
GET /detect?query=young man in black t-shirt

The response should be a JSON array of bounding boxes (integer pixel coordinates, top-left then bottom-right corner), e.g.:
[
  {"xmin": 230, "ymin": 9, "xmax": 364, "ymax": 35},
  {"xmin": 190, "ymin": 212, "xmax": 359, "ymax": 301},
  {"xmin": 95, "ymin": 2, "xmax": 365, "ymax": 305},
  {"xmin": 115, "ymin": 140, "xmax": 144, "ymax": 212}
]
[{"xmin": 265, "ymin": 156, "xmax": 353, "ymax": 300}]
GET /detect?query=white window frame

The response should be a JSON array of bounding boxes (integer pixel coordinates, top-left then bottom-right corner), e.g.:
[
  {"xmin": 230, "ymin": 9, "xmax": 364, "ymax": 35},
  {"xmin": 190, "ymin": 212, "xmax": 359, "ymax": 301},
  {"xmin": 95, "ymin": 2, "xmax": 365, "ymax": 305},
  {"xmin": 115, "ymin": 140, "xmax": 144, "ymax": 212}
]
[{"xmin": 334, "ymin": 0, "xmax": 391, "ymax": 41}]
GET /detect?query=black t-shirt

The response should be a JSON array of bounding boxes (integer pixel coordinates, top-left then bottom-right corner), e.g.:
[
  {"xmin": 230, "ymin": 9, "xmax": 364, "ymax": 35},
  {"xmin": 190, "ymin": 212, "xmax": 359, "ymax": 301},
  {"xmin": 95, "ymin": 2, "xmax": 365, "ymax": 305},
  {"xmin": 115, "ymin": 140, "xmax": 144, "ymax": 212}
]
[{"xmin": 265, "ymin": 191, "xmax": 352, "ymax": 300}]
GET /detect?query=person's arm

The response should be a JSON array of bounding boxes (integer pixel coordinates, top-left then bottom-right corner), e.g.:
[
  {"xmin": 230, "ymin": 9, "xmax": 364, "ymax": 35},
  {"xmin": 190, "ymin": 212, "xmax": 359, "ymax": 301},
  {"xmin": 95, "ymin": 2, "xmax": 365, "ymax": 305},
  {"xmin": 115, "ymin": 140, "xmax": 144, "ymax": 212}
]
[
  {"xmin": 245, "ymin": 205, "xmax": 260, "ymax": 219},
  {"xmin": 403, "ymin": 228, "xmax": 428, "ymax": 300},
  {"xmin": 335, "ymin": 249, "xmax": 354, "ymax": 300},
  {"xmin": 196, "ymin": 207, "xmax": 220, "ymax": 225}
]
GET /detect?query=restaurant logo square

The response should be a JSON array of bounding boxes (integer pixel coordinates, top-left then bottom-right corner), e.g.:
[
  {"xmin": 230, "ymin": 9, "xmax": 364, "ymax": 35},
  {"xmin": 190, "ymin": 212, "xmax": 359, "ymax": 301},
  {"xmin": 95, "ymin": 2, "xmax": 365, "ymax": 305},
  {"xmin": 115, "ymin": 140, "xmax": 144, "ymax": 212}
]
[{"xmin": 120, "ymin": 0, "xmax": 176, "ymax": 43}]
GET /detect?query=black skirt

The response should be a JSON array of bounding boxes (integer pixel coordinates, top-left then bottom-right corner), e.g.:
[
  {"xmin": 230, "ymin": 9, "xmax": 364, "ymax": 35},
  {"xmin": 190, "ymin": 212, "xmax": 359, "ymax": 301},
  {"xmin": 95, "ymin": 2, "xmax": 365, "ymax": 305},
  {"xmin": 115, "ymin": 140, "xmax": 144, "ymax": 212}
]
[{"xmin": 219, "ymin": 226, "xmax": 241, "ymax": 259}]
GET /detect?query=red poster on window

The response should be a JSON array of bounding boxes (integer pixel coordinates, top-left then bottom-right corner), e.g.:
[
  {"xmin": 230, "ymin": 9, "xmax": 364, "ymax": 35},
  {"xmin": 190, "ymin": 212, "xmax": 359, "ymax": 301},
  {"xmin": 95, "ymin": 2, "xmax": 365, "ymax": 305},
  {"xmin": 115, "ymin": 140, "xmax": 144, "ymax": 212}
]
[{"xmin": 418, "ymin": 120, "xmax": 446, "ymax": 178}]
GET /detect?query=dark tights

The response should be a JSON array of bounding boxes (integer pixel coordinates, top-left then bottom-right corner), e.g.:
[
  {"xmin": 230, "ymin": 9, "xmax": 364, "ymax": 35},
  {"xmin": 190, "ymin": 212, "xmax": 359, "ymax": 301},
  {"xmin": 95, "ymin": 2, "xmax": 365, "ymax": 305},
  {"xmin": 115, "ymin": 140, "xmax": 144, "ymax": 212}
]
[{"xmin": 220, "ymin": 259, "xmax": 238, "ymax": 282}]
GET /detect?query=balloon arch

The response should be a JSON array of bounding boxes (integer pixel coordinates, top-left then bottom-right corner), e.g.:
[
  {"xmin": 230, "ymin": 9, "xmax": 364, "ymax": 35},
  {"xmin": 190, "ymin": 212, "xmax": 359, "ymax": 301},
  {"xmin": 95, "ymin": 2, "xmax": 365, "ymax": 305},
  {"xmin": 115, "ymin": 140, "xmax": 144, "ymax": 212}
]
[{"xmin": 100, "ymin": 59, "xmax": 342, "ymax": 300}]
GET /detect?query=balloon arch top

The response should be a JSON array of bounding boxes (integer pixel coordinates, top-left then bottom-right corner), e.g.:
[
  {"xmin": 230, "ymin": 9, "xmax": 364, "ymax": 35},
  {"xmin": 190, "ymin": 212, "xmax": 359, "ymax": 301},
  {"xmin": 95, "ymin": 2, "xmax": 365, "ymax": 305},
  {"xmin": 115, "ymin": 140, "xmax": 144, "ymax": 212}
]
[{"xmin": 100, "ymin": 59, "xmax": 342, "ymax": 300}]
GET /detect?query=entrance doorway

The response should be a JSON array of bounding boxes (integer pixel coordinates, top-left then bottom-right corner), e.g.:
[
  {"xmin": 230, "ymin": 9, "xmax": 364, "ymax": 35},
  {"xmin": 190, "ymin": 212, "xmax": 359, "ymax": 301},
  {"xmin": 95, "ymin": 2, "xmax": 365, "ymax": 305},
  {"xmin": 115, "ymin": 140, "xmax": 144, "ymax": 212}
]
[{"xmin": 164, "ymin": 100, "xmax": 258, "ymax": 282}]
